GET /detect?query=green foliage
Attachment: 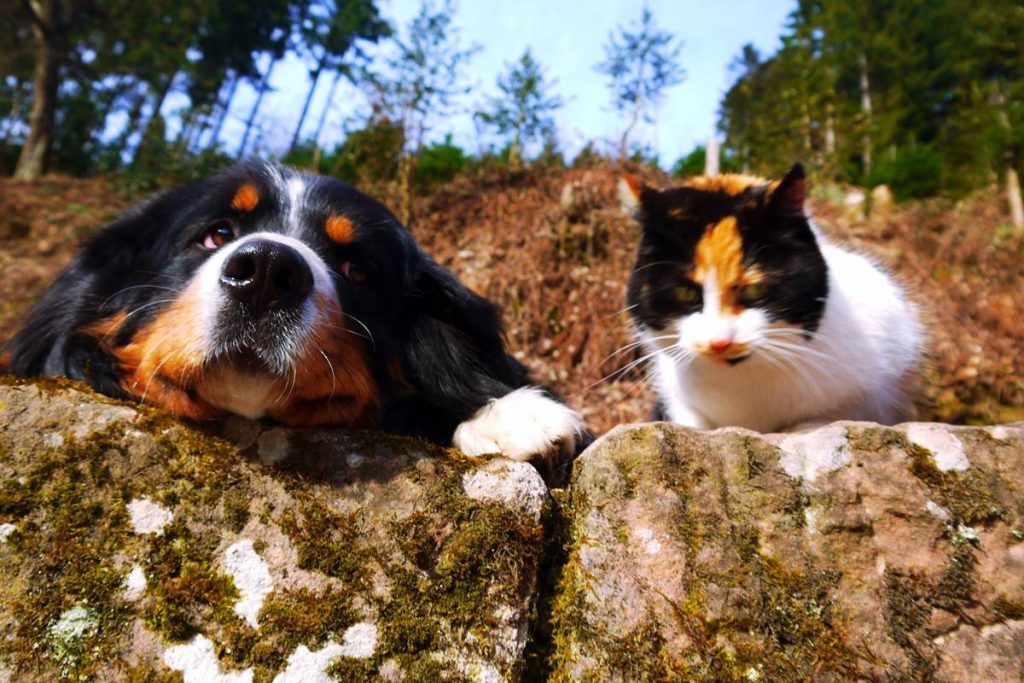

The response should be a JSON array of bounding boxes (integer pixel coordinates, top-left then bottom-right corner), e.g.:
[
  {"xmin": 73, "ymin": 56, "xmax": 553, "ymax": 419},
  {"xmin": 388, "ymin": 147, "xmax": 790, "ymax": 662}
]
[
  {"xmin": 475, "ymin": 49, "xmax": 563, "ymax": 167},
  {"xmin": 718, "ymin": 0, "xmax": 1024, "ymax": 199},
  {"xmin": 571, "ymin": 142, "xmax": 604, "ymax": 169},
  {"xmin": 363, "ymin": 0, "xmax": 478, "ymax": 153},
  {"xmin": 867, "ymin": 145, "xmax": 942, "ymax": 201},
  {"xmin": 330, "ymin": 115, "xmax": 405, "ymax": 186},
  {"xmin": 112, "ymin": 146, "xmax": 235, "ymax": 199},
  {"xmin": 596, "ymin": 8, "xmax": 684, "ymax": 156},
  {"xmin": 671, "ymin": 145, "xmax": 743, "ymax": 178},
  {"xmin": 412, "ymin": 134, "xmax": 469, "ymax": 192}
]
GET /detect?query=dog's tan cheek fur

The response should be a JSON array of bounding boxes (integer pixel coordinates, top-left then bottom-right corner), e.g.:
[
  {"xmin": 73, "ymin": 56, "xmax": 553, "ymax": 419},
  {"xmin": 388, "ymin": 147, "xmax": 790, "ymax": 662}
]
[
  {"xmin": 83, "ymin": 292, "xmax": 380, "ymax": 426},
  {"xmin": 265, "ymin": 293, "xmax": 380, "ymax": 427},
  {"xmin": 83, "ymin": 298, "xmax": 223, "ymax": 420}
]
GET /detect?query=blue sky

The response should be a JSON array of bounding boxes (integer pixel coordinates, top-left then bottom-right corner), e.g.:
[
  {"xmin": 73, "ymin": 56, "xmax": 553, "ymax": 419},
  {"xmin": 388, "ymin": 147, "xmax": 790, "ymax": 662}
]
[{"xmin": 209, "ymin": 0, "xmax": 795, "ymax": 167}]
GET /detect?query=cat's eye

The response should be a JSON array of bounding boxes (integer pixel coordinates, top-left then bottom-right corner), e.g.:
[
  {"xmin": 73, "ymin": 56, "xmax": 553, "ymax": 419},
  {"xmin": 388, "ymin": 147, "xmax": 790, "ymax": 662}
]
[
  {"xmin": 199, "ymin": 221, "xmax": 236, "ymax": 250},
  {"xmin": 673, "ymin": 286, "xmax": 700, "ymax": 304},
  {"xmin": 740, "ymin": 282, "xmax": 765, "ymax": 301}
]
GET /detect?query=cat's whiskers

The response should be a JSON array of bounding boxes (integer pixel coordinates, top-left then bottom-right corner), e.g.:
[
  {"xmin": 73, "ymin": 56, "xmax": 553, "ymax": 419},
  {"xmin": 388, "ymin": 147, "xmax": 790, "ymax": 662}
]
[
  {"xmin": 756, "ymin": 341, "xmax": 830, "ymax": 401},
  {"xmin": 579, "ymin": 345, "xmax": 672, "ymax": 394},
  {"xmin": 603, "ymin": 334, "xmax": 678, "ymax": 362}
]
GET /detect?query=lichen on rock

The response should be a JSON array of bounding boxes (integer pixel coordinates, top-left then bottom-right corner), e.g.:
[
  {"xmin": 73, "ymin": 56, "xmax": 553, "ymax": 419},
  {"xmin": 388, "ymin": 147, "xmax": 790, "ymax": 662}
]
[
  {"xmin": 550, "ymin": 421, "xmax": 1024, "ymax": 682},
  {"xmin": 2, "ymin": 378, "xmax": 1021, "ymax": 681},
  {"xmin": 0, "ymin": 379, "xmax": 549, "ymax": 682}
]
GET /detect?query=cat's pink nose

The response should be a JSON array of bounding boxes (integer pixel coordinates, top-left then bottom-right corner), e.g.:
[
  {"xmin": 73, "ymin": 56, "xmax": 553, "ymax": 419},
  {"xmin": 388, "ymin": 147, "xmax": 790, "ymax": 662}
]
[{"xmin": 710, "ymin": 339, "xmax": 733, "ymax": 353}]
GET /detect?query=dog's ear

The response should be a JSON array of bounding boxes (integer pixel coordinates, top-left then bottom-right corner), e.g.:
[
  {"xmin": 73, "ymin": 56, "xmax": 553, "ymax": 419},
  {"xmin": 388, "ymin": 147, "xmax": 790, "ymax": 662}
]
[
  {"xmin": 399, "ymin": 257, "xmax": 528, "ymax": 421},
  {"xmin": 2, "ymin": 187, "xmax": 188, "ymax": 392}
]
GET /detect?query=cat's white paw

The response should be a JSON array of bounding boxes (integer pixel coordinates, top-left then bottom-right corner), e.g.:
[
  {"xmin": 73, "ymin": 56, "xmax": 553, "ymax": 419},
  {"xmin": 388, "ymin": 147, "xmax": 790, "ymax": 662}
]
[{"xmin": 453, "ymin": 387, "xmax": 584, "ymax": 461}]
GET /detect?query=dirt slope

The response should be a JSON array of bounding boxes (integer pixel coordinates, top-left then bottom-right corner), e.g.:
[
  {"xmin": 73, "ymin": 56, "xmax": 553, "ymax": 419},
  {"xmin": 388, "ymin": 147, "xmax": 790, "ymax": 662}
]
[{"xmin": 1, "ymin": 166, "xmax": 1021, "ymax": 434}]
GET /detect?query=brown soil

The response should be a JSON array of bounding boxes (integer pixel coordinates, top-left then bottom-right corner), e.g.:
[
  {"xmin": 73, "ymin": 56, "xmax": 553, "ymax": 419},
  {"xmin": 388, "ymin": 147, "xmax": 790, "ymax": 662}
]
[{"xmin": 1, "ymin": 166, "xmax": 1021, "ymax": 434}]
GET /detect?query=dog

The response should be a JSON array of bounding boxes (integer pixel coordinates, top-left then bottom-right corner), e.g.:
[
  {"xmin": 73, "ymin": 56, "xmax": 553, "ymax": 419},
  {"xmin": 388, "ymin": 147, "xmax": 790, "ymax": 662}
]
[{"xmin": 1, "ymin": 161, "xmax": 584, "ymax": 461}]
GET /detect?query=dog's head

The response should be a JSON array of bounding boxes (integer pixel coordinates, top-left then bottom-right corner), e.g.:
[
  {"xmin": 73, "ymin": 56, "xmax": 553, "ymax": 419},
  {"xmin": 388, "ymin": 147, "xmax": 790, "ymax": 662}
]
[{"xmin": 4, "ymin": 162, "xmax": 526, "ymax": 431}]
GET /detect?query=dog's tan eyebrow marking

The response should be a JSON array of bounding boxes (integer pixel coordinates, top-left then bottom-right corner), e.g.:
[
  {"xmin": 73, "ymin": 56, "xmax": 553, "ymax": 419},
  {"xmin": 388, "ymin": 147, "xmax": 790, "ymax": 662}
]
[
  {"xmin": 325, "ymin": 215, "xmax": 355, "ymax": 244},
  {"xmin": 231, "ymin": 184, "xmax": 260, "ymax": 212}
]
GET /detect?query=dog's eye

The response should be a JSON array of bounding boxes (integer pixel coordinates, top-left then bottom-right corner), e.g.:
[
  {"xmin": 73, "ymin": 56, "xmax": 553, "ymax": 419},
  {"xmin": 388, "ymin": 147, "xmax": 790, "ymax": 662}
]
[
  {"xmin": 199, "ymin": 222, "xmax": 236, "ymax": 250},
  {"xmin": 340, "ymin": 261, "xmax": 368, "ymax": 284}
]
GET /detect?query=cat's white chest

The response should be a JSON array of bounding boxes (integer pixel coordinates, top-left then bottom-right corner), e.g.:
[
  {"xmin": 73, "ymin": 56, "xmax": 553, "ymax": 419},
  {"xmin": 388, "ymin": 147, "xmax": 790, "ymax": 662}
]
[{"xmin": 648, "ymin": 243, "xmax": 922, "ymax": 433}]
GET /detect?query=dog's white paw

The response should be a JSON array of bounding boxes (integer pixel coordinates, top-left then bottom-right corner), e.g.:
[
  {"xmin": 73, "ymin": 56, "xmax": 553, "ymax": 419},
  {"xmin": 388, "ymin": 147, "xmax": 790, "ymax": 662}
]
[{"xmin": 453, "ymin": 387, "xmax": 584, "ymax": 461}]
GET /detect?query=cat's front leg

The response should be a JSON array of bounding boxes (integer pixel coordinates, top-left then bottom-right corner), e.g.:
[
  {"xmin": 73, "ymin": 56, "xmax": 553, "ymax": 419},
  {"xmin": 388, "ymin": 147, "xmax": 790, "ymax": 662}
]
[{"xmin": 663, "ymin": 400, "xmax": 714, "ymax": 430}]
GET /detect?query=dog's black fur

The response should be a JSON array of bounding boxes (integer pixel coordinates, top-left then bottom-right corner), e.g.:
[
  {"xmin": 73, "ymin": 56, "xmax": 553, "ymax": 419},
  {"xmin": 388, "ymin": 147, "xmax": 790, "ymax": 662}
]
[{"xmin": 3, "ymin": 162, "xmax": 550, "ymax": 447}]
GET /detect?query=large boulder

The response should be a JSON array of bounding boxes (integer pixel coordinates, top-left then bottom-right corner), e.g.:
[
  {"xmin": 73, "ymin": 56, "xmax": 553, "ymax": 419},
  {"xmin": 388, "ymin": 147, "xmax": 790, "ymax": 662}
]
[
  {"xmin": 3, "ymin": 378, "xmax": 1022, "ymax": 682},
  {"xmin": 0, "ymin": 379, "xmax": 549, "ymax": 682},
  {"xmin": 551, "ymin": 422, "xmax": 1024, "ymax": 682}
]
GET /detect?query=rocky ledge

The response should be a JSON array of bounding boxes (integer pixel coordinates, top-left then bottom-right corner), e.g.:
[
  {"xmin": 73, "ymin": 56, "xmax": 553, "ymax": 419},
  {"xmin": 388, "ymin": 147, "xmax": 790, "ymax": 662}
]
[{"xmin": 0, "ymin": 379, "xmax": 1021, "ymax": 682}]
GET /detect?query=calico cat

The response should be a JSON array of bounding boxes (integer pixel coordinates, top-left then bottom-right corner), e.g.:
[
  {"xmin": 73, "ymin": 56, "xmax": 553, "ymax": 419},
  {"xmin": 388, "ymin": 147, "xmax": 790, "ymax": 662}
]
[{"xmin": 620, "ymin": 164, "xmax": 923, "ymax": 433}]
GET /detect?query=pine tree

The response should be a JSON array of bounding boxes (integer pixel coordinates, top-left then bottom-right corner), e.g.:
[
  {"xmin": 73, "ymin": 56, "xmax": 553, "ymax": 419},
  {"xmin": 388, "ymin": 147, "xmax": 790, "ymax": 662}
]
[
  {"xmin": 474, "ymin": 49, "xmax": 563, "ymax": 169},
  {"xmin": 595, "ymin": 8, "xmax": 684, "ymax": 160}
]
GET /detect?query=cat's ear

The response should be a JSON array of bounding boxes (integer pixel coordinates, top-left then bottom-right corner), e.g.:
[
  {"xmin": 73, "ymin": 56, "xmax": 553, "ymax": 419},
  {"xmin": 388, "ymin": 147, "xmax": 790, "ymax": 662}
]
[
  {"xmin": 768, "ymin": 164, "xmax": 806, "ymax": 216},
  {"xmin": 618, "ymin": 174, "xmax": 647, "ymax": 218}
]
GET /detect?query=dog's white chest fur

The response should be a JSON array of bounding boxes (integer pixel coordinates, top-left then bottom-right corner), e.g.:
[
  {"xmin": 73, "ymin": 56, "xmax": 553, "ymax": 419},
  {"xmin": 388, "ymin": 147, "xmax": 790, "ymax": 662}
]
[{"xmin": 651, "ymin": 242, "xmax": 923, "ymax": 432}]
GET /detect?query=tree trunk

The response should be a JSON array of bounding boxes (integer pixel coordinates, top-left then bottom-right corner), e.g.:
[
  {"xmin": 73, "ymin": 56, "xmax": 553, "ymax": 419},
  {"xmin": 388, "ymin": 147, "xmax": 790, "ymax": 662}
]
[
  {"xmin": 311, "ymin": 69, "xmax": 343, "ymax": 149},
  {"xmin": 14, "ymin": 0, "xmax": 62, "ymax": 181},
  {"xmin": 397, "ymin": 152, "xmax": 414, "ymax": 225},
  {"xmin": 207, "ymin": 74, "xmax": 238, "ymax": 150},
  {"xmin": 857, "ymin": 49, "xmax": 873, "ymax": 177},
  {"xmin": 239, "ymin": 57, "xmax": 277, "ymax": 158},
  {"xmin": 619, "ymin": 96, "xmax": 642, "ymax": 160},
  {"xmin": 704, "ymin": 137, "xmax": 720, "ymax": 177},
  {"xmin": 992, "ymin": 83, "xmax": 1024, "ymax": 231},
  {"xmin": 824, "ymin": 99, "xmax": 836, "ymax": 155},
  {"xmin": 1006, "ymin": 166, "xmax": 1024, "ymax": 231},
  {"xmin": 289, "ymin": 61, "xmax": 324, "ymax": 154}
]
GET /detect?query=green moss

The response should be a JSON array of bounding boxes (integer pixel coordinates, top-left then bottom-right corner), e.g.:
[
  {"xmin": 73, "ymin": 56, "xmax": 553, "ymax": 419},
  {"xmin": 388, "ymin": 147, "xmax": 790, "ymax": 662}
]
[
  {"xmin": 325, "ymin": 656, "xmax": 376, "ymax": 682},
  {"xmin": 0, "ymin": 477, "xmax": 35, "ymax": 519},
  {"xmin": 586, "ymin": 620, "xmax": 686, "ymax": 682},
  {"xmin": 391, "ymin": 510, "xmax": 440, "ymax": 571},
  {"xmin": 120, "ymin": 662, "xmax": 185, "ymax": 682},
  {"xmin": 993, "ymin": 596, "xmax": 1024, "ymax": 620},
  {"xmin": 1, "ymin": 426, "xmax": 135, "ymax": 679},
  {"xmin": 218, "ymin": 588, "xmax": 357, "ymax": 682},
  {"xmin": 376, "ymin": 465, "xmax": 544, "ymax": 675},
  {"xmin": 551, "ymin": 432, "xmax": 862, "ymax": 682},
  {"xmin": 906, "ymin": 442, "xmax": 1005, "ymax": 526},
  {"xmin": 882, "ymin": 532, "xmax": 980, "ymax": 679},
  {"xmin": 280, "ymin": 497, "xmax": 369, "ymax": 588},
  {"xmin": 143, "ymin": 519, "xmax": 239, "ymax": 641},
  {"xmin": 614, "ymin": 460, "xmax": 638, "ymax": 498},
  {"xmin": 222, "ymin": 488, "xmax": 251, "ymax": 533},
  {"xmin": 932, "ymin": 535, "xmax": 977, "ymax": 614}
]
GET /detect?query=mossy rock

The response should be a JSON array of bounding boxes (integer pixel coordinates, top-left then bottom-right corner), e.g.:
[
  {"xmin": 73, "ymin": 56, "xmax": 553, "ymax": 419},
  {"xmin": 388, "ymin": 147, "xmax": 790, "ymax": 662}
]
[
  {"xmin": 0, "ymin": 380, "xmax": 549, "ymax": 682},
  {"xmin": 551, "ymin": 421, "xmax": 1024, "ymax": 682}
]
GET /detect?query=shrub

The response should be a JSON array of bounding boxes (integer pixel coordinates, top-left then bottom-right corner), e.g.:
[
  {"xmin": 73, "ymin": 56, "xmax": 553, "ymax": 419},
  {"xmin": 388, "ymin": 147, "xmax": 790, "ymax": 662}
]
[
  {"xmin": 412, "ymin": 134, "xmax": 469, "ymax": 193},
  {"xmin": 867, "ymin": 145, "xmax": 942, "ymax": 201}
]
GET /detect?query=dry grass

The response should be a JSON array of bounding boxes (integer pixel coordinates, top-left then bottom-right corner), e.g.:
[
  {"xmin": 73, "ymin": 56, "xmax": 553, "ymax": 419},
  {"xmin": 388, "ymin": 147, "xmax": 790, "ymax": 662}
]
[{"xmin": 2, "ymin": 166, "xmax": 1021, "ymax": 434}]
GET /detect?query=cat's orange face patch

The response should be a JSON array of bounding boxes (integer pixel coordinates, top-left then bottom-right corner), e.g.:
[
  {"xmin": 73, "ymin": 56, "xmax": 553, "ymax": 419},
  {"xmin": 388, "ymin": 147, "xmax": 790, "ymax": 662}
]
[
  {"xmin": 683, "ymin": 174, "xmax": 767, "ymax": 196},
  {"xmin": 231, "ymin": 184, "xmax": 260, "ymax": 212},
  {"xmin": 692, "ymin": 216, "xmax": 750, "ymax": 315},
  {"xmin": 325, "ymin": 215, "xmax": 355, "ymax": 244}
]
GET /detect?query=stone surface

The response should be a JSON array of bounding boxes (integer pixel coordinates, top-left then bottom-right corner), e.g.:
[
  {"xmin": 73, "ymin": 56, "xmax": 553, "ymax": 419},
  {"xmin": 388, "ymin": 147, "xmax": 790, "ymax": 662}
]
[
  {"xmin": 0, "ymin": 379, "xmax": 548, "ymax": 682},
  {"xmin": 551, "ymin": 421, "xmax": 1024, "ymax": 682},
  {"xmin": 3, "ymin": 377, "xmax": 1023, "ymax": 682}
]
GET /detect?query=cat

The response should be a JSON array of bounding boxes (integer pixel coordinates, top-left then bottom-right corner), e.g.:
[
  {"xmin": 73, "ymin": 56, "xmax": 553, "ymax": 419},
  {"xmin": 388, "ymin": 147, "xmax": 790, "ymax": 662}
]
[{"xmin": 619, "ymin": 164, "xmax": 923, "ymax": 433}]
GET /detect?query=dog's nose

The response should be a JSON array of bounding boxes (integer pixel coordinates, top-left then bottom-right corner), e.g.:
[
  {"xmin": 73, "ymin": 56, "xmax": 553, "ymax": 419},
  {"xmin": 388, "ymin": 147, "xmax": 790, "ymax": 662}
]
[{"xmin": 220, "ymin": 240, "xmax": 313, "ymax": 314}]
